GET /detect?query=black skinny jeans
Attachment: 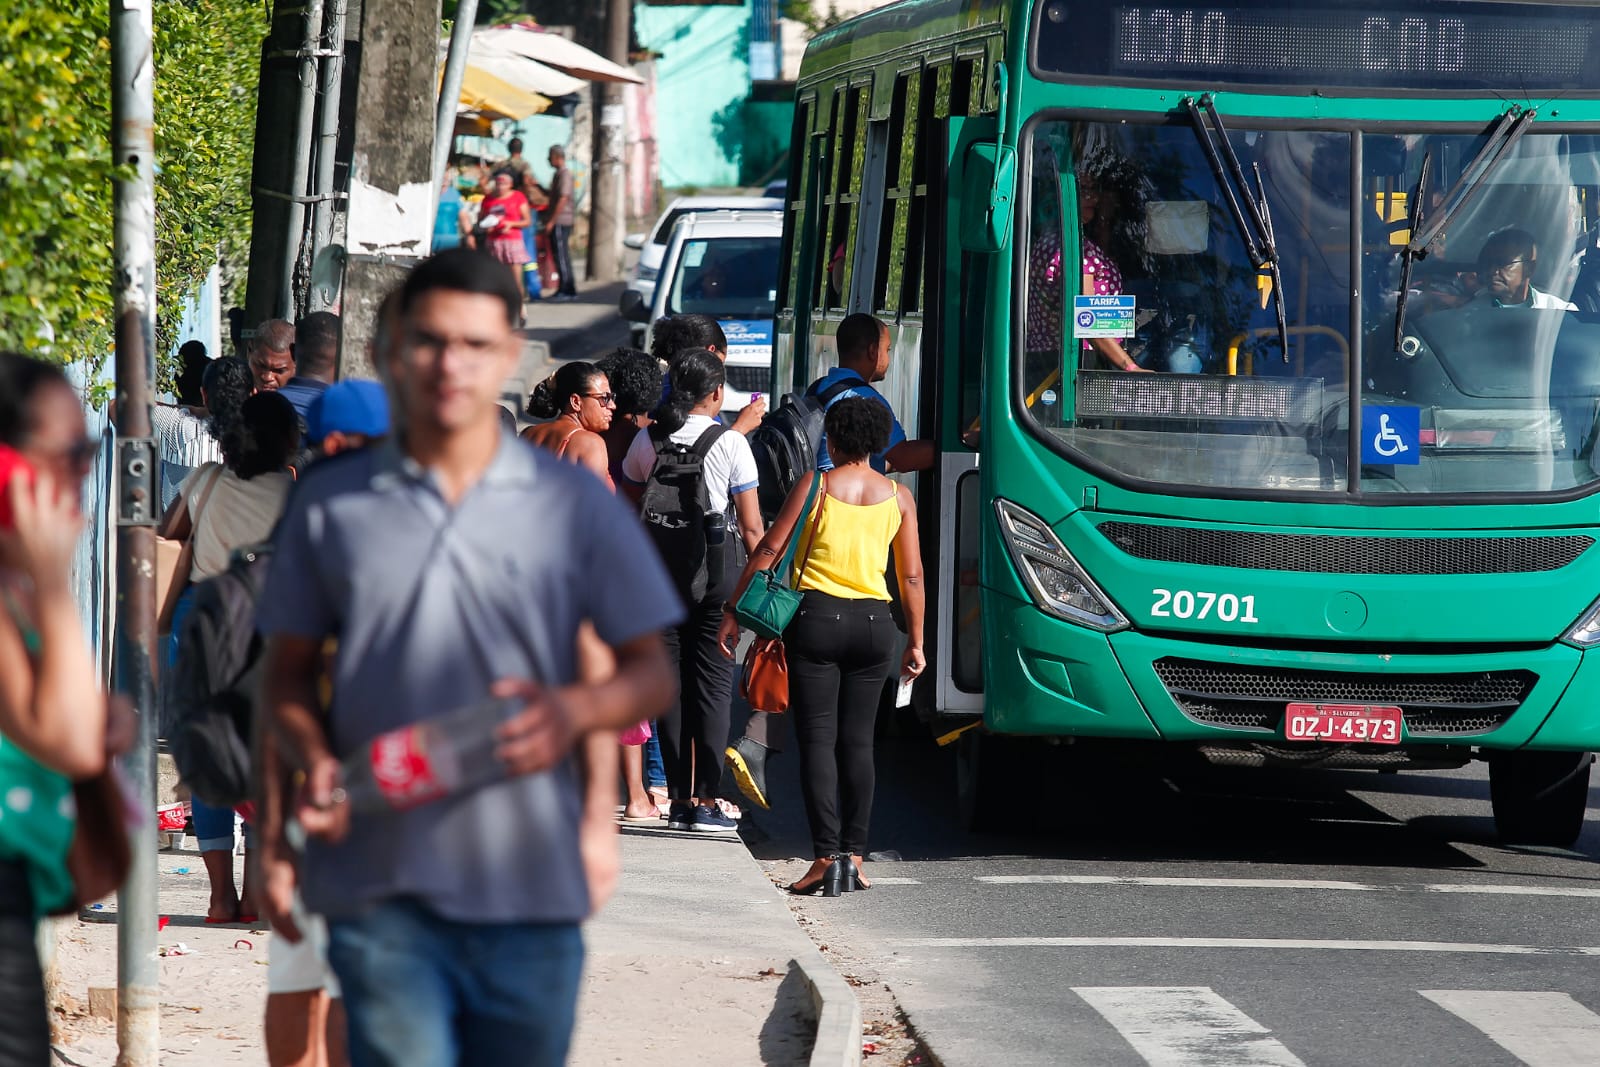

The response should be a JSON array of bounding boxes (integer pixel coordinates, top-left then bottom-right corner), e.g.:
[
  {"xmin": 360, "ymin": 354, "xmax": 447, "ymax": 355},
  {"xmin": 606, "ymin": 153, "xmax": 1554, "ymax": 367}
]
[
  {"xmin": 0, "ymin": 860, "xmax": 49, "ymax": 1067},
  {"xmin": 788, "ymin": 591, "xmax": 897, "ymax": 859},
  {"xmin": 659, "ymin": 547, "xmax": 736, "ymax": 802}
]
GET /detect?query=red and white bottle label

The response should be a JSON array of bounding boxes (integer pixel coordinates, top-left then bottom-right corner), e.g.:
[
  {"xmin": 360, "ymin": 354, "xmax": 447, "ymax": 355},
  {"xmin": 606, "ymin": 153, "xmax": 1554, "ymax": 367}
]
[{"xmin": 369, "ymin": 729, "xmax": 448, "ymax": 809}]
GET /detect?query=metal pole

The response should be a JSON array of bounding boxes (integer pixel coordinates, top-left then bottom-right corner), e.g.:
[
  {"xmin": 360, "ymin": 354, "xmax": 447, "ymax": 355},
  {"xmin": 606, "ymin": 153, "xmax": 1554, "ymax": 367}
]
[
  {"xmin": 434, "ymin": 0, "xmax": 480, "ymax": 193},
  {"xmin": 309, "ymin": 0, "xmax": 348, "ymax": 304},
  {"xmin": 110, "ymin": 0, "xmax": 159, "ymax": 1062},
  {"xmin": 587, "ymin": 0, "xmax": 630, "ymax": 282},
  {"xmin": 281, "ymin": 0, "xmax": 326, "ymax": 319}
]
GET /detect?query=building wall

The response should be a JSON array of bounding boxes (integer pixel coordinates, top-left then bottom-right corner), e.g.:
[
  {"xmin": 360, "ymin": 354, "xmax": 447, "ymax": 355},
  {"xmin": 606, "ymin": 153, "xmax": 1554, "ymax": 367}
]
[{"xmin": 636, "ymin": 3, "xmax": 752, "ymax": 189}]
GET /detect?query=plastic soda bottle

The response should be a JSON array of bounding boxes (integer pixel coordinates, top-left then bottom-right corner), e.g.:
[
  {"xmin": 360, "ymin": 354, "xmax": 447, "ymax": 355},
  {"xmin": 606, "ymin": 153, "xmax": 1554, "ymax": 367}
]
[{"xmin": 332, "ymin": 695, "xmax": 524, "ymax": 814}]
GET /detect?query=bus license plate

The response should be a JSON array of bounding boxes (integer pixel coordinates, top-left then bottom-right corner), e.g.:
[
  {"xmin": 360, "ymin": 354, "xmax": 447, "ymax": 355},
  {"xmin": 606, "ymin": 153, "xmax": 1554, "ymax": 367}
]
[{"xmin": 1284, "ymin": 703, "xmax": 1402, "ymax": 745}]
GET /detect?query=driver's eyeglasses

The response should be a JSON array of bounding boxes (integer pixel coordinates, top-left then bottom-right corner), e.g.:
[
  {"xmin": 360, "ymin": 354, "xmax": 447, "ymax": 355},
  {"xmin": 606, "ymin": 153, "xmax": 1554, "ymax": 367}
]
[
  {"xmin": 584, "ymin": 392, "xmax": 617, "ymax": 406},
  {"xmin": 1485, "ymin": 257, "xmax": 1531, "ymax": 276}
]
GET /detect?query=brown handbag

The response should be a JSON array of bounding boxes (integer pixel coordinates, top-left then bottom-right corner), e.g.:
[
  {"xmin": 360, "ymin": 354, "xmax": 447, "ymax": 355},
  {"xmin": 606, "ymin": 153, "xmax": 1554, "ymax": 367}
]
[
  {"xmin": 66, "ymin": 768, "xmax": 134, "ymax": 908},
  {"xmin": 740, "ymin": 637, "xmax": 790, "ymax": 713},
  {"xmin": 157, "ymin": 464, "xmax": 224, "ymax": 635}
]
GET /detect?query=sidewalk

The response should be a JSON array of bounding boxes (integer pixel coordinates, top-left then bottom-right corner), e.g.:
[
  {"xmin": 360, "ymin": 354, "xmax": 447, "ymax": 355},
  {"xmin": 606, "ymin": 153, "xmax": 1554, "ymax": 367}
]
[{"xmin": 48, "ymin": 814, "xmax": 836, "ymax": 1065}]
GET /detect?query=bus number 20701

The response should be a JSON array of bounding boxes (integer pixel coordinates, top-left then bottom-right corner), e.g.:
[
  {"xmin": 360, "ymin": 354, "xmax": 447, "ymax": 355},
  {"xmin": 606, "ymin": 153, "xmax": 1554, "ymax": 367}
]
[{"xmin": 1150, "ymin": 589, "xmax": 1259, "ymax": 623}]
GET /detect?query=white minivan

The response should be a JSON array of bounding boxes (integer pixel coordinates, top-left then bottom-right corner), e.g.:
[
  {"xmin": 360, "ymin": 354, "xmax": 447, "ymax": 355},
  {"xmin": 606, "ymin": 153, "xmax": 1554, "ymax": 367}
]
[
  {"xmin": 621, "ymin": 195, "xmax": 783, "ymax": 344},
  {"xmin": 623, "ymin": 209, "xmax": 783, "ymax": 412}
]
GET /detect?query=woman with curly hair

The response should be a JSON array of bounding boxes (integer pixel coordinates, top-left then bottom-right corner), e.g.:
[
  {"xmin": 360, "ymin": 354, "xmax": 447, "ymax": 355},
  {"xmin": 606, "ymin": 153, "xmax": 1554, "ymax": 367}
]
[
  {"xmin": 521, "ymin": 360, "xmax": 614, "ymax": 488},
  {"xmin": 158, "ymin": 372, "xmax": 301, "ymax": 924},
  {"xmin": 717, "ymin": 398, "xmax": 924, "ymax": 896},
  {"xmin": 593, "ymin": 347, "xmax": 663, "ymax": 485}
]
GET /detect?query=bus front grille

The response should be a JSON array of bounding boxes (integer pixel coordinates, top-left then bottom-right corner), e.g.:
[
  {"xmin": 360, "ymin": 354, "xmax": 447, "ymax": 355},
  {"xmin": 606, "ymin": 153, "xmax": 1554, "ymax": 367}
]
[
  {"xmin": 1152, "ymin": 658, "xmax": 1535, "ymax": 737},
  {"xmin": 1098, "ymin": 522, "xmax": 1591, "ymax": 575},
  {"xmin": 725, "ymin": 366, "xmax": 770, "ymax": 394}
]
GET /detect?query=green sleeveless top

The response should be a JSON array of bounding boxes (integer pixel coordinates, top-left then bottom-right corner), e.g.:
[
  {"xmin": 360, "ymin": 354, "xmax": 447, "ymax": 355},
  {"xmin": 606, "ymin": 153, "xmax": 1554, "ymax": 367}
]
[{"xmin": 0, "ymin": 585, "xmax": 77, "ymax": 916}]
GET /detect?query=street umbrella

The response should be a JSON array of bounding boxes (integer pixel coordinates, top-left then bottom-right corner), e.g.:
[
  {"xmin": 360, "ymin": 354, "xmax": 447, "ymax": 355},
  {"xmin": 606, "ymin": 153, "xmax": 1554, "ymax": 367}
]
[{"xmin": 473, "ymin": 25, "xmax": 644, "ymax": 84}]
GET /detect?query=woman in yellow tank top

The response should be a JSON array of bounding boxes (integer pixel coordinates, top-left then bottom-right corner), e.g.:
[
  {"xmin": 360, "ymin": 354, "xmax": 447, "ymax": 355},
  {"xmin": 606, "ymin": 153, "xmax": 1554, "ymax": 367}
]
[{"xmin": 719, "ymin": 399, "xmax": 926, "ymax": 897}]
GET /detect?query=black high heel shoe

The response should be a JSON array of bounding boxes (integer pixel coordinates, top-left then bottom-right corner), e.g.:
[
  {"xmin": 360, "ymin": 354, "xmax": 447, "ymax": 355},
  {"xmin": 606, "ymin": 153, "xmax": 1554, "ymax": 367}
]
[
  {"xmin": 786, "ymin": 857, "xmax": 847, "ymax": 897},
  {"xmin": 846, "ymin": 859, "xmax": 870, "ymax": 891}
]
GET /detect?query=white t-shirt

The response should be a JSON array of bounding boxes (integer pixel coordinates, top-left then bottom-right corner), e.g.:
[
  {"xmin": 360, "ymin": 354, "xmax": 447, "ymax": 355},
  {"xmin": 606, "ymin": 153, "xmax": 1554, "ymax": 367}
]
[
  {"xmin": 621, "ymin": 414, "xmax": 758, "ymax": 513},
  {"xmin": 181, "ymin": 462, "xmax": 293, "ymax": 581}
]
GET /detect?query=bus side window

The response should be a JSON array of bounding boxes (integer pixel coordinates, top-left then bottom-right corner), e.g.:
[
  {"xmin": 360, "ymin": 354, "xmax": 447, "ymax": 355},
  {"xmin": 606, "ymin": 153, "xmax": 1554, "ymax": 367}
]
[
  {"xmin": 811, "ymin": 92, "xmax": 845, "ymax": 311},
  {"xmin": 823, "ymin": 86, "xmax": 869, "ymax": 311},
  {"xmin": 874, "ymin": 69, "xmax": 920, "ymax": 319},
  {"xmin": 777, "ymin": 98, "xmax": 814, "ymax": 317}
]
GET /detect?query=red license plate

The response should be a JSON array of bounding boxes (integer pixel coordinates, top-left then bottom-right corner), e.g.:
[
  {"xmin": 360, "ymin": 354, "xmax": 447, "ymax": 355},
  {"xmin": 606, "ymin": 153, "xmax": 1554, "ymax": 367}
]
[{"xmin": 1284, "ymin": 703, "xmax": 1403, "ymax": 745}]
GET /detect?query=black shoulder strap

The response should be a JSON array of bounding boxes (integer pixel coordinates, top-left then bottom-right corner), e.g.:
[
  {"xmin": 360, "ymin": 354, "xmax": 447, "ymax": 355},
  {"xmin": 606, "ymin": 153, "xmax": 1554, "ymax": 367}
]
[
  {"xmin": 690, "ymin": 423, "xmax": 728, "ymax": 460},
  {"xmin": 814, "ymin": 373, "xmax": 864, "ymax": 407}
]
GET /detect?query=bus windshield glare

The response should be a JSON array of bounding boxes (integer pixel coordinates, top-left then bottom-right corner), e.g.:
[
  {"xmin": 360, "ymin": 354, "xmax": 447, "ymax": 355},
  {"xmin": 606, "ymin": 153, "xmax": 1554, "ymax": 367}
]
[{"xmin": 1021, "ymin": 119, "xmax": 1600, "ymax": 497}]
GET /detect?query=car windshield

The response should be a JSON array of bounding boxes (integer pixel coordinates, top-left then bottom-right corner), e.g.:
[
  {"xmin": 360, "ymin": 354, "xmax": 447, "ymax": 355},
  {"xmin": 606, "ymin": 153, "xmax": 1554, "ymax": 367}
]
[
  {"xmin": 666, "ymin": 237, "xmax": 780, "ymax": 319},
  {"xmin": 1020, "ymin": 118, "xmax": 1600, "ymax": 498}
]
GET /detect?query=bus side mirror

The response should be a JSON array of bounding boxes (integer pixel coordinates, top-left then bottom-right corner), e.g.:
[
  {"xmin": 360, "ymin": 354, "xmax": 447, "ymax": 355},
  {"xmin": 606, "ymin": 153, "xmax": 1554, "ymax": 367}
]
[{"xmin": 960, "ymin": 142, "xmax": 1016, "ymax": 254}]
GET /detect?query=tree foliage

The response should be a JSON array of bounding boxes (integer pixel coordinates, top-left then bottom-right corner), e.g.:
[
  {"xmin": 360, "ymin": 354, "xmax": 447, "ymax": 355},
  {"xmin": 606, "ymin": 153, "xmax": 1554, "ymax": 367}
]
[{"xmin": 0, "ymin": 1, "xmax": 264, "ymax": 375}]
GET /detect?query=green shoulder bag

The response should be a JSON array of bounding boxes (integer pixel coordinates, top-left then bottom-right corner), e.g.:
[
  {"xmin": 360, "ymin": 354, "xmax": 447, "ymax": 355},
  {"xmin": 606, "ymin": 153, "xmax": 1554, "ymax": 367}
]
[{"xmin": 732, "ymin": 472, "xmax": 824, "ymax": 639}]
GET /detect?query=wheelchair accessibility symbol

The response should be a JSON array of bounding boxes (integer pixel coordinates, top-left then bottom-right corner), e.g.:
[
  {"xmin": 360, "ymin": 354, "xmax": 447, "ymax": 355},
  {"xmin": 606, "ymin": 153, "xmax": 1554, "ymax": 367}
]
[
  {"xmin": 1373, "ymin": 414, "xmax": 1407, "ymax": 458},
  {"xmin": 1360, "ymin": 405, "xmax": 1420, "ymax": 465}
]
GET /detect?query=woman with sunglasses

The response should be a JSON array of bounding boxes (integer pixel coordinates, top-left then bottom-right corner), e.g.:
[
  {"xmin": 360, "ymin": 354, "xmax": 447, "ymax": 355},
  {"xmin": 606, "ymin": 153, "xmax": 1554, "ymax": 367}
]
[
  {"xmin": 0, "ymin": 352, "xmax": 134, "ymax": 1062},
  {"xmin": 523, "ymin": 360, "xmax": 615, "ymax": 490}
]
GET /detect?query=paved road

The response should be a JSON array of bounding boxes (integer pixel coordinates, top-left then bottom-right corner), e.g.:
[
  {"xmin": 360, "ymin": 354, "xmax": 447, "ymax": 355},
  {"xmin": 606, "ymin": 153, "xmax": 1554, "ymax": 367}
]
[{"xmin": 739, "ymin": 717, "xmax": 1600, "ymax": 1066}]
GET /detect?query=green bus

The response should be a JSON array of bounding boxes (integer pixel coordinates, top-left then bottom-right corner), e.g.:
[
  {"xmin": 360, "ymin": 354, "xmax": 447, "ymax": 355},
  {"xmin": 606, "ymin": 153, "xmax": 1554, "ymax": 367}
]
[{"xmin": 773, "ymin": 0, "xmax": 1600, "ymax": 845}]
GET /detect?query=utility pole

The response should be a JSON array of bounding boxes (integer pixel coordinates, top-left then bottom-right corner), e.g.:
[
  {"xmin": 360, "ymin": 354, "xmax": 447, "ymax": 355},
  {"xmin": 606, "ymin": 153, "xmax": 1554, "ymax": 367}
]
[
  {"xmin": 109, "ymin": 0, "xmax": 159, "ymax": 1063},
  {"xmin": 587, "ymin": 0, "xmax": 629, "ymax": 283},
  {"xmin": 435, "ymin": 0, "xmax": 480, "ymax": 192}
]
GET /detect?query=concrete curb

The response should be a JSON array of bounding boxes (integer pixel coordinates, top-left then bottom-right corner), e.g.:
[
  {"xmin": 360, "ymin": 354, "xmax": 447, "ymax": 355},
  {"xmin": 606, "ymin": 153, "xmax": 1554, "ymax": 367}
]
[{"xmin": 792, "ymin": 945, "xmax": 863, "ymax": 1067}]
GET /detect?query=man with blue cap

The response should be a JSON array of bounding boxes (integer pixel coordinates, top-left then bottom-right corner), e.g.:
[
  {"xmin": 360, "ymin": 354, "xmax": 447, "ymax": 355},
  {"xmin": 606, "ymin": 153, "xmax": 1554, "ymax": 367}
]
[{"xmin": 305, "ymin": 380, "xmax": 390, "ymax": 459}]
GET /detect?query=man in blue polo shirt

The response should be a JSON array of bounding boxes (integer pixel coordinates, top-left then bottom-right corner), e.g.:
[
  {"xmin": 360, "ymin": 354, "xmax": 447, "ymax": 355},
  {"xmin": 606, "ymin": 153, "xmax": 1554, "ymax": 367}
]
[
  {"xmin": 812, "ymin": 312, "xmax": 935, "ymax": 474},
  {"xmin": 258, "ymin": 249, "xmax": 681, "ymax": 1067}
]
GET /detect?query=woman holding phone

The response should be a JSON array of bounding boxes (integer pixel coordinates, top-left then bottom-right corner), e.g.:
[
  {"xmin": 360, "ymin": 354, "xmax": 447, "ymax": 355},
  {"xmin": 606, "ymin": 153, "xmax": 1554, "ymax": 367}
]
[{"xmin": 0, "ymin": 352, "xmax": 133, "ymax": 1062}]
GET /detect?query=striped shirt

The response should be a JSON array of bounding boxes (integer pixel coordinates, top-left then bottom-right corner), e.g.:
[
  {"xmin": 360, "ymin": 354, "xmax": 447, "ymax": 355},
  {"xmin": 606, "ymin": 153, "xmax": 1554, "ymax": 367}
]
[{"xmin": 154, "ymin": 404, "xmax": 222, "ymax": 510}]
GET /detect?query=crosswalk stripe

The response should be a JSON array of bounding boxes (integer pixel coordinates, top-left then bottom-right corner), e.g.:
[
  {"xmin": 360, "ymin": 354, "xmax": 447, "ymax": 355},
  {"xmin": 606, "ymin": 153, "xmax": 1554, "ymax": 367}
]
[
  {"xmin": 1421, "ymin": 990, "xmax": 1600, "ymax": 1066},
  {"xmin": 975, "ymin": 875, "xmax": 1600, "ymax": 899},
  {"xmin": 1073, "ymin": 986, "xmax": 1307, "ymax": 1067},
  {"xmin": 891, "ymin": 936, "xmax": 1600, "ymax": 955}
]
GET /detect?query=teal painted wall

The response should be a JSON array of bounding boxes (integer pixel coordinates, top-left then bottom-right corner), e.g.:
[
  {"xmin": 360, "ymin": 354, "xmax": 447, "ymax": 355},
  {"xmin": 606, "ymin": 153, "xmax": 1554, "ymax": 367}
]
[{"xmin": 636, "ymin": 3, "xmax": 752, "ymax": 188}]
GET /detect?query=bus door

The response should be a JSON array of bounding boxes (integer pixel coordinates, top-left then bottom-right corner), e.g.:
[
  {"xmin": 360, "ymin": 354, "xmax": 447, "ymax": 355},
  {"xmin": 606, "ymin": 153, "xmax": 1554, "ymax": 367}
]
[{"xmin": 931, "ymin": 115, "xmax": 998, "ymax": 716}]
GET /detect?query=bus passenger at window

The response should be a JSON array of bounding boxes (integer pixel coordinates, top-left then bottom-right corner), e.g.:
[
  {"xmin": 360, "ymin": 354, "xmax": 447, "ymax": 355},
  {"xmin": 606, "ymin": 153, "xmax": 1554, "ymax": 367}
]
[
  {"xmin": 1472, "ymin": 228, "xmax": 1577, "ymax": 311},
  {"xmin": 1078, "ymin": 149, "xmax": 1153, "ymax": 373}
]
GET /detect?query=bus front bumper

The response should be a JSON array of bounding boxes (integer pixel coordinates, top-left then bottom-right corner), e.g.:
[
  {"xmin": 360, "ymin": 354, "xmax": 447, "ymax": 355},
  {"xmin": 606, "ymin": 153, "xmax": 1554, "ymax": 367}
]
[{"xmin": 986, "ymin": 591, "xmax": 1600, "ymax": 751}]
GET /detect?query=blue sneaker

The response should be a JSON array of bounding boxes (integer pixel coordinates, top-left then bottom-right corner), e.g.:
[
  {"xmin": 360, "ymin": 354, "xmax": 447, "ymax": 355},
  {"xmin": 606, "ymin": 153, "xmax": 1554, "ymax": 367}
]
[
  {"xmin": 691, "ymin": 803, "xmax": 737, "ymax": 833},
  {"xmin": 667, "ymin": 803, "xmax": 695, "ymax": 831}
]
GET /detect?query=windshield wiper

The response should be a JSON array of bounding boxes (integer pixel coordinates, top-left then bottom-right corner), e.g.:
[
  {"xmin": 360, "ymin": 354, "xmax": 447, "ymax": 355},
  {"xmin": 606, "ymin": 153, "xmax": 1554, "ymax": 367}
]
[
  {"xmin": 1184, "ymin": 94, "xmax": 1289, "ymax": 363},
  {"xmin": 1393, "ymin": 107, "xmax": 1536, "ymax": 347},
  {"xmin": 1393, "ymin": 151, "xmax": 1432, "ymax": 352}
]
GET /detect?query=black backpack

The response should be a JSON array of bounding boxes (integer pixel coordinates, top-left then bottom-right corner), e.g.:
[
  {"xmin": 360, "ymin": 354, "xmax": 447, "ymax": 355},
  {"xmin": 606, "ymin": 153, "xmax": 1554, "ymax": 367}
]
[
  {"xmin": 640, "ymin": 424, "xmax": 728, "ymax": 607},
  {"xmin": 167, "ymin": 543, "xmax": 272, "ymax": 808},
  {"xmin": 746, "ymin": 373, "xmax": 861, "ymax": 523}
]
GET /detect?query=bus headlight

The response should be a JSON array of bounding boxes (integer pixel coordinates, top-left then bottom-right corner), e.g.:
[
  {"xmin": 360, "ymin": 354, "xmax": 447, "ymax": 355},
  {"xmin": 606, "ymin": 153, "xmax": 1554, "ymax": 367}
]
[
  {"xmin": 1563, "ymin": 598, "xmax": 1600, "ymax": 647},
  {"xmin": 995, "ymin": 499, "xmax": 1127, "ymax": 632}
]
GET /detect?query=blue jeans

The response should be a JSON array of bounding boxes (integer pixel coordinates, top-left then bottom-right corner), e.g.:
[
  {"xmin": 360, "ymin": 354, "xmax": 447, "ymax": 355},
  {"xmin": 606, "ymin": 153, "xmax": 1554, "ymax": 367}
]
[
  {"xmin": 327, "ymin": 898, "xmax": 584, "ymax": 1067},
  {"xmin": 167, "ymin": 587, "xmax": 252, "ymax": 853},
  {"xmin": 644, "ymin": 724, "xmax": 666, "ymax": 790}
]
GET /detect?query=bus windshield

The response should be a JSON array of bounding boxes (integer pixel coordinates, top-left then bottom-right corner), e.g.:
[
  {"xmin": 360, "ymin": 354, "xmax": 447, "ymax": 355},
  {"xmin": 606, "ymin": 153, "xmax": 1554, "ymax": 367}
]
[
  {"xmin": 1020, "ymin": 118, "xmax": 1600, "ymax": 498},
  {"xmin": 666, "ymin": 236, "xmax": 781, "ymax": 320}
]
